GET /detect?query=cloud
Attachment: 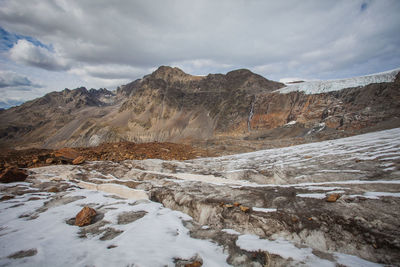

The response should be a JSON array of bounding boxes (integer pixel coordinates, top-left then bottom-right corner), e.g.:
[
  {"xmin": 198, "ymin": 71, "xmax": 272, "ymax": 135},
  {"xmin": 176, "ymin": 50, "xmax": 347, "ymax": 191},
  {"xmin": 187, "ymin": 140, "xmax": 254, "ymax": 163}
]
[
  {"xmin": 0, "ymin": 71, "xmax": 44, "ymax": 108},
  {"xmin": 0, "ymin": 0, "xmax": 398, "ymax": 89},
  {"xmin": 0, "ymin": 71, "xmax": 41, "ymax": 89},
  {"xmin": 70, "ymin": 64, "xmax": 151, "ymax": 80},
  {"xmin": 9, "ymin": 39, "xmax": 69, "ymax": 71}
]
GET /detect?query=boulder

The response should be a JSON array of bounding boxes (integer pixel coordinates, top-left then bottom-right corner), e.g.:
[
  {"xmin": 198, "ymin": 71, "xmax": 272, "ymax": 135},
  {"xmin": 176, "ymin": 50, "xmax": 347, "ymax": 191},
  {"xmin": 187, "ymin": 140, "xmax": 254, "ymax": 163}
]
[
  {"xmin": 185, "ymin": 261, "xmax": 202, "ymax": 267},
  {"xmin": 326, "ymin": 193, "xmax": 341, "ymax": 202},
  {"xmin": 240, "ymin": 205, "xmax": 251, "ymax": 213},
  {"xmin": 75, "ymin": 206, "xmax": 97, "ymax": 227},
  {"xmin": 0, "ymin": 195, "xmax": 15, "ymax": 201},
  {"xmin": 72, "ymin": 156, "xmax": 85, "ymax": 165},
  {"xmin": 54, "ymin": 148, "xmax": 79, "ymax": 160},
  {"xmin": 45, "ymin": 158, "xmax": 54, "ymax": 164},
  {"xmin": 0, "ymin": 167, "xmax": 28, "ymax": 183}
]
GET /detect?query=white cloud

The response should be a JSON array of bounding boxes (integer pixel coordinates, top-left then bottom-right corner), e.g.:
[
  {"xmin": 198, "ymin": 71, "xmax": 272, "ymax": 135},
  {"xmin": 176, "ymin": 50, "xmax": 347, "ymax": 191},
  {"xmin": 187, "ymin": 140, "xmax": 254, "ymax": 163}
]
[{"xmin": 9, "ymin": 39, "xmax": 69, "ymax": 71}]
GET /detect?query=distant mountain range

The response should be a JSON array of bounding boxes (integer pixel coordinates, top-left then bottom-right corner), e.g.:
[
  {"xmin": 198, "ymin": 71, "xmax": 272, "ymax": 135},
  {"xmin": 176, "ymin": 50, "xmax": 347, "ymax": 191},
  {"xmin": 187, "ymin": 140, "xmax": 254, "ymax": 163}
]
[{"xmin": 1, "ymin": 66, "xmax": 399, "ymax": 149}]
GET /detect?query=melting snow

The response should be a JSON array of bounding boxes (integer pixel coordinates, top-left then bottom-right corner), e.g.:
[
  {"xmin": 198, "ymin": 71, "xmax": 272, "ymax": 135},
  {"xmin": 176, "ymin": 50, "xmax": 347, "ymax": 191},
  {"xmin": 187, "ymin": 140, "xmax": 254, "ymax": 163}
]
[
  {"xmin": 0, "ymin": 187, "xmax": 229, "ymax": 267},
  {"xmin": 236, "ymin": 235, "xmax": 382, "ymax": 267},
  {"xmin": 221, "ymin": 229, "xmax": 241, "ymax": 235}
]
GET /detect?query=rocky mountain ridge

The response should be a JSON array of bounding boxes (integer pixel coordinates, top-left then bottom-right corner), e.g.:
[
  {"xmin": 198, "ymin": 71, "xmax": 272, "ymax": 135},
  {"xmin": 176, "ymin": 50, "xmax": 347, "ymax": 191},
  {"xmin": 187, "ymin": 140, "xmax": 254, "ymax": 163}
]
[{"xmin": 0, "ymin": 66, "xmax": 399, "ymax": 151}]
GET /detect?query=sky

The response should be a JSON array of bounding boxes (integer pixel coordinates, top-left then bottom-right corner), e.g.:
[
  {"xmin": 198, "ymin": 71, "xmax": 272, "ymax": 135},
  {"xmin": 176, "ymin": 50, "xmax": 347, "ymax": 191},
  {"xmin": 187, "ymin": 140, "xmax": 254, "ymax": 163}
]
[{"xmin": 0, "ymin": 0, "xmax": 399, "ymax": 108}]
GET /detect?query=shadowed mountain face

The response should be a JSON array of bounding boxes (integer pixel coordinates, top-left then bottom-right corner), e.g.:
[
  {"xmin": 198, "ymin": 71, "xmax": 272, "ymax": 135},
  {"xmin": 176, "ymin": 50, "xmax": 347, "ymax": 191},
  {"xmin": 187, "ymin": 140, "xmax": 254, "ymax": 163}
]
[{"xmin": 0, "ymin": 66, "xmax": 400, "ymax": 150}]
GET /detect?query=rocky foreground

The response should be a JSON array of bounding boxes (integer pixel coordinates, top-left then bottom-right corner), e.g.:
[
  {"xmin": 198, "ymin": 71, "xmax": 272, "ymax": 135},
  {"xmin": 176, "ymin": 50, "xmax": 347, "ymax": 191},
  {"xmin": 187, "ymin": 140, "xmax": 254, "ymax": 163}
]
[
  {"xmin": 1, "ymin": 128, "xmax": 400, "ymax": 266},
  {"xmin": 0, "ymin": 141, "xmax": 209, "ymax": 172}
]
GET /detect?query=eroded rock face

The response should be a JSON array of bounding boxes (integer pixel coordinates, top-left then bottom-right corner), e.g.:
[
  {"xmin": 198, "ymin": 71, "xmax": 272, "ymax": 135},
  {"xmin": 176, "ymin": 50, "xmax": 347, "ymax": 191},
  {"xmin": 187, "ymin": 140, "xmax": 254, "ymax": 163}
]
[
  {"xmin": 0, "ymin": 167, "xmax": 28, "ymax": 183},
  {"xmin": 75, "ymin": 206, "xmax": 97, "ymax": 227}
]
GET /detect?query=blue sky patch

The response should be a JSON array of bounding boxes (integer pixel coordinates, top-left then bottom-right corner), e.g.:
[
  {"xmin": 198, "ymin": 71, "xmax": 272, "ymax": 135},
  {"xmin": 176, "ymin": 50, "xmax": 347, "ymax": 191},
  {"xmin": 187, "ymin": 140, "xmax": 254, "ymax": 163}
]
[{"xmin": 0, "ymin": 27, "xmax": 51, "ymax": 52}]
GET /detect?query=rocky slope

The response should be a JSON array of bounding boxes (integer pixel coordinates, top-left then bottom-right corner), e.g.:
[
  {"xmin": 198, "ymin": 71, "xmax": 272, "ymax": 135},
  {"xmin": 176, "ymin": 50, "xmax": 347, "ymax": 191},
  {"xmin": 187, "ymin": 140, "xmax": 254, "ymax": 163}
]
[
  {"xmin": 1, "ymin": 127, "xmax": 399, "ymax": 266},
  {"xmin": 0, "ymin": 66, "xmax": 399, "ymax": 150}
]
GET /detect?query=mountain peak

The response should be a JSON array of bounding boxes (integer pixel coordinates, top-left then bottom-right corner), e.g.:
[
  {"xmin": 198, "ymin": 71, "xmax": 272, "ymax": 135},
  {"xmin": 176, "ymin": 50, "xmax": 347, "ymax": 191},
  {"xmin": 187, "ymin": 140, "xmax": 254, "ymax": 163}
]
[{"xmin": 147, "ymin": 66, "xmax": 201, "ymax": 83}]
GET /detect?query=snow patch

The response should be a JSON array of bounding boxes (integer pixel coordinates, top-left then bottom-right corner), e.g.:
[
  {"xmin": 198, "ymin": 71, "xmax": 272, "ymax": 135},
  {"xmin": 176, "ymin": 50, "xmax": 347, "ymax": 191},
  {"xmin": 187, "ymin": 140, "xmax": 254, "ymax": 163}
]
[
  {"xmin": 236, "ymin": 235, "xmax": 382, "ymax": 267},
  {"xmin": 252, "ymin": 207, "xmax": 277, "ymax": 213},
  {"xmin": 222, "ymin": 229, "xmax": 241, "ymax": 235},
  {"xmin": 297, "ymin": 193, "xmax": 326, "ymax": 199}
]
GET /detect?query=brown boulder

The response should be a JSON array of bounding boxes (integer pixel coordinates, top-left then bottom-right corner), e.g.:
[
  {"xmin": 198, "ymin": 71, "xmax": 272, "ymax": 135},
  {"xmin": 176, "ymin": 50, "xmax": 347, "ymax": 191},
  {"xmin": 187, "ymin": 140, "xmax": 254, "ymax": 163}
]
[
  {"xmin": 326, "ymin": 193, "xmax": 341, "ymax": 202},
  {"xmin": 54, "ymin": 148, "xmax": 79, "ymax": 160},
  {"xmin": 0, "ymin": 167, "xmax": 28, "ymax": 183},
  {"xmin": 1, "ymin": 195, "xmax": 15, "ymax": 201},
  {"xmin": 45, "ymin": 158, "xmax": 54, "ymax": 164},
  {"xmin": 72, "ymin": 156, "xmax": 85, "ymax": 165},
  {"xmin": 47, "ymin": 186, "xmax": 59, "ymax": 193},
  {"xmin": 185, "ymin": 261, "xmax": 202, "ymax": 267},
  {"xmin": 240, "ymin": 205, "xmax": 251, "ymax": 213},
  {"xmin": 75, "ymin": 206, "xmax": 97, "ymax": 227}
]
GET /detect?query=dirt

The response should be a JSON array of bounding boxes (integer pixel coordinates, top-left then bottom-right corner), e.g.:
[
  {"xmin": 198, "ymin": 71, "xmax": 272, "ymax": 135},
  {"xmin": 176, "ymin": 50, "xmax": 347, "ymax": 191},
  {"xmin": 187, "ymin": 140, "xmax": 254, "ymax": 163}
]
[{"xmin": 0, "ymin": 141, "xmax": 211, "ymax": 172}]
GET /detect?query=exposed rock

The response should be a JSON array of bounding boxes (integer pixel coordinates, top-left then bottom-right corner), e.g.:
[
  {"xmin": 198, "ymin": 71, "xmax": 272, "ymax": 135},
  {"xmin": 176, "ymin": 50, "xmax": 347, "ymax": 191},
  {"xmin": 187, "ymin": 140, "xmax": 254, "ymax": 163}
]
[
  {"xmin": 117, "ymin": 211, "xmax": 147, "ymax": 225},
  {"xmin": 99, "ymin": 228, "xmax": 123, "ymax": 241},
  {"xmin": 47, "ymin": 186, "xmax": 59, "ymax": 193},
  {"xmin": 326, "ymin": 193, "xmax": 341, "ymax": 202},
  {"xmin": 72, "ymin": 156, "xmax": 85, "ymax": 165},
  {"xmin": 0, "ymin": 195, "xmax": 14, "ymax": 201},
  {"xmin": 75, "ymin": 206, "xmax": 97, "ymax": 227},
  {"xmin": 7, "ymin": 249, "xmax": 37, "ymax": 259},
  {"xmin": 185, "ymin": 261, "xmax": 202, "ymax": 267},
  {"xmin": 0, "ymin": 167, "xmax": 28, "ymax": 183},
  {"xmin": 54, "ymin": 147, "xmax": 80, "ymax": 161},
  {"xmin": 175, "ymin": 254, "xmax": 203, "ymax": 267},
  {"xmin": 239, "ymin": 205, "xmax": 251, "ymax": 213},
  {"xmin": 45, "ymin": 158, "xmax": 54, "ymax": 164}
]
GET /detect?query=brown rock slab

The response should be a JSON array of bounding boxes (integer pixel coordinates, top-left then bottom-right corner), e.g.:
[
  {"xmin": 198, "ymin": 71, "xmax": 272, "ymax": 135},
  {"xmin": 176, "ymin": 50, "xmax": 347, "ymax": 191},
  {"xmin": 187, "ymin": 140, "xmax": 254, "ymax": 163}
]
[
  {"xmin": 240, "ymin": 205, "xmax": 251, "ymax": 213},
  {"xmin": 47, "ymin": 186, "xmax": 59, "ymax": 193},
  {"xmin": 1, "ymin": 195, "xmax": 15, "ymax": 201},
  {"xmin": 0, "ymin": 167, "xmax": 28, "ymax": 183},
  {"xmin": 75, "ymin": 206, "xmax": 97, "ymax": 227},
  {"xmin": 54, "ymin": 148, "xmax": 79, "ymax": 160},
  {"xmin": 72, "ymin": 156, "xmax": 85, "ymax": 165},
  {"xmin": 185, "ymin": 261, "xmax": 202, "ymax": 267},
  {"xmin": 326, "ymin": 193, "xmax": 341, "ymax": 202},
  {"xmin": 45, "ymin": 158, "xmax": 54, "ymax": 164}
]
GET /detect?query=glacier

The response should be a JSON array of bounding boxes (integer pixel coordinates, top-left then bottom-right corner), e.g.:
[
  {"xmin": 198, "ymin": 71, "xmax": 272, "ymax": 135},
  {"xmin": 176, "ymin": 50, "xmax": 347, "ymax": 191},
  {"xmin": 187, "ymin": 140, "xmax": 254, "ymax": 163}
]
[{"xmin": 277, "ymin": 68, "xmax": 400, "ymax": 95}]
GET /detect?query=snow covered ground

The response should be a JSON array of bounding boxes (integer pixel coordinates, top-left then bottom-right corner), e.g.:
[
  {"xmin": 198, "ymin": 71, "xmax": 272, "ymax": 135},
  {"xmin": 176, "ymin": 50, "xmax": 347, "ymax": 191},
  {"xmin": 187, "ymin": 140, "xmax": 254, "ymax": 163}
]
[
  {"xmin": 1, "ymin": 127, "xmax": 400, "ymax": 266},
  {"xmin": 276, "ymin": 68, "xmax": 400, "ymax": 94},
  {"xmin": 0, "ymin": 185, "xmax": 229, "ymax": 266}
]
